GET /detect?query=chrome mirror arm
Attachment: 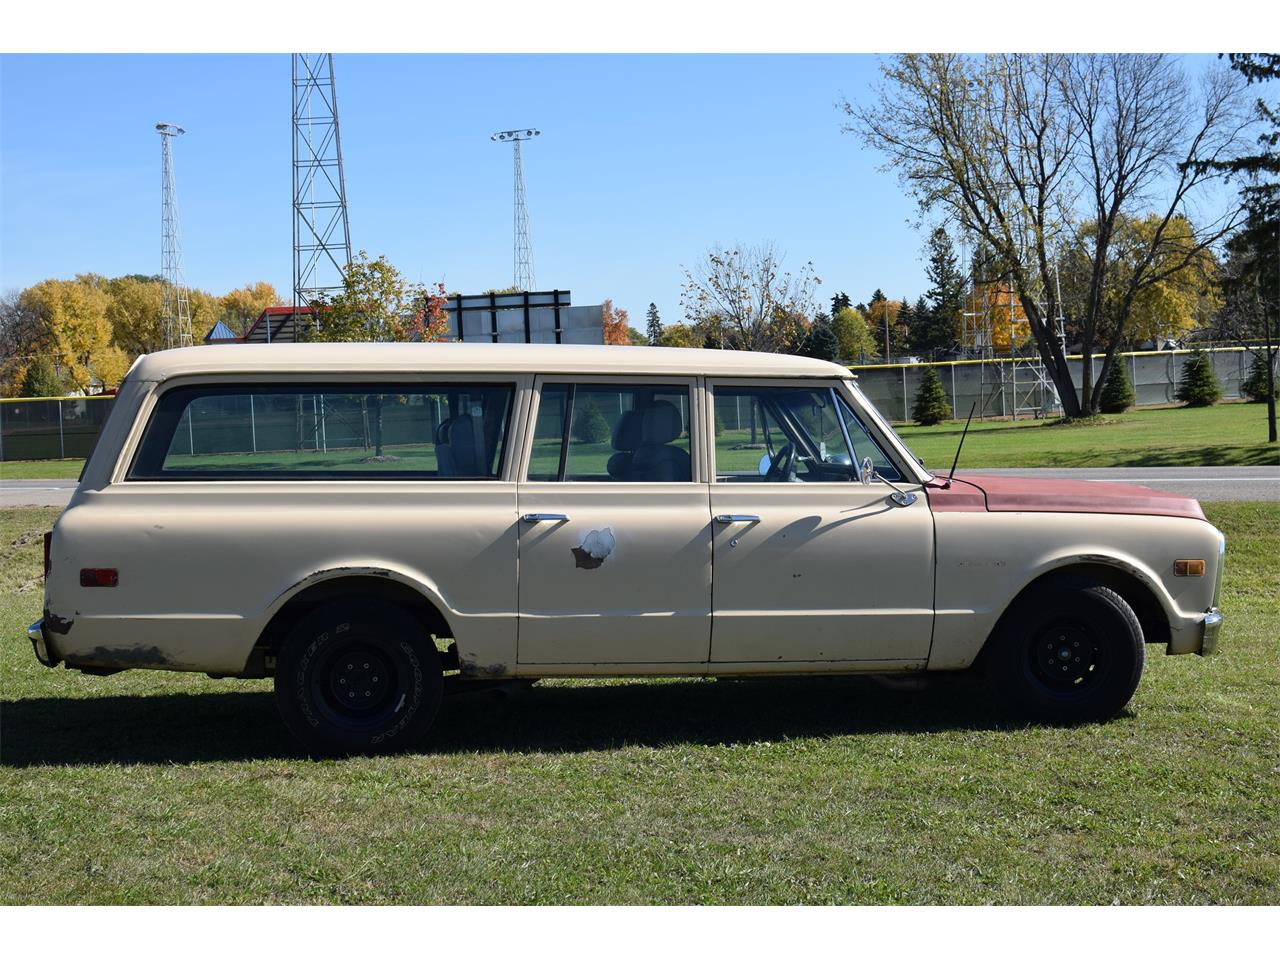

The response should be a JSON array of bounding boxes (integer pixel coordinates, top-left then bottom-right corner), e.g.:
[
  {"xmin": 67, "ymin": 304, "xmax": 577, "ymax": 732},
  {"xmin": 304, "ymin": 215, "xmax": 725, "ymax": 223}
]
[{"xmin": 860, "ymin": 456, "xmax": 918, "ymax": 507}]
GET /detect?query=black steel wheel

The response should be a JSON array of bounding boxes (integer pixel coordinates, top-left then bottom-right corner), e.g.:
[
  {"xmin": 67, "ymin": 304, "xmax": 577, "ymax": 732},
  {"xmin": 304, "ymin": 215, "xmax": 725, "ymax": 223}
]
[
  {"xmin": 987, "ymin": 577, "xmax": 1144, "ymax": 724},
  {"xmin": 274, "ymin": 599, "xmax": 443, "ymax": 756}
]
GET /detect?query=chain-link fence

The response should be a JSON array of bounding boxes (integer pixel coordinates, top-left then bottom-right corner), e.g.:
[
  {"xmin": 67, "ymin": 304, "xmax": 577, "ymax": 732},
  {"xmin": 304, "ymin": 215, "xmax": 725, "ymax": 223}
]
[
  {"xmin": 0, "ymin": 396, "xmax": 115, "ymax": 462},
  {"xmin": 0, "ymin": 347, "xmax": 1261, "ymax": 462},
  {"xmin": 852, "ymin": 347, "xmax": 1254, "ymax": 423}
]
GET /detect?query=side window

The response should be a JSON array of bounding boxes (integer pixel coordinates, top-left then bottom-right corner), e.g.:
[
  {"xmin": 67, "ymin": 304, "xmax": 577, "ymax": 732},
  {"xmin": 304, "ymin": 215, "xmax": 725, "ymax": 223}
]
[
  {"xmin": 527, "ymin": 383, "xmax": 693, "ymax": 482},
  {"xmin": 713, "ymin": 385, "xmax": 859, "ymax": 483},
  {"xmin": 837, "ymin": 396, "xmax": 902, "ymax": 482},
  {"xmin": 129, "ymin": 383, "xmax": 514, "ymax": 480}
]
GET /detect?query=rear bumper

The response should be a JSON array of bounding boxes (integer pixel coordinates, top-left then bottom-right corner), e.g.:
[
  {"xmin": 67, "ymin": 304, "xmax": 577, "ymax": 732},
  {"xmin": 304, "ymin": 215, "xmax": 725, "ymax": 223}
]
[{"xmin": 27, "ymin": 619, "xmax": 59, "ymax": 668}]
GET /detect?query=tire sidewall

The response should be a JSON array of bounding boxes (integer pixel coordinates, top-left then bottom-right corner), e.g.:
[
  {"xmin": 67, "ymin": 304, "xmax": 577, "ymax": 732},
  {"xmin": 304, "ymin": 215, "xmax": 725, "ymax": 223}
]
[
  {"xmin": 989, "ymin": 580, "xmax": 1145, "ymax": 724},
  {"xmin": 275, "ymin": 601, "xmax": 442, "ymax": 755}
]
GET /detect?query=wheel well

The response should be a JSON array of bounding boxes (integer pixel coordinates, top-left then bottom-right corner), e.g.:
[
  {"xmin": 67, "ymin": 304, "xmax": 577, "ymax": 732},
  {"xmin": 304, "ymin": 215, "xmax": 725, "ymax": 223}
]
[
  {"xmin": 241, "ymin": 575, "xmax": 454, "ymax": 677},
  {"xmin": 974, "ymin": 562, "xmax": 1170, "ymax": 670}
]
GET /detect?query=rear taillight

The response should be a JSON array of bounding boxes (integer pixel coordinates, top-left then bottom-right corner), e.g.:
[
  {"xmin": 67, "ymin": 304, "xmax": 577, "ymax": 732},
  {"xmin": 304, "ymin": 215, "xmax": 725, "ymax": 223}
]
[
  {"xmin": 43, "ymin": 532, "xmax": 52, "ymax": 579},
  {"xmin": 79, "ymin": 568, "xmax": 119, "ymax": 588}
]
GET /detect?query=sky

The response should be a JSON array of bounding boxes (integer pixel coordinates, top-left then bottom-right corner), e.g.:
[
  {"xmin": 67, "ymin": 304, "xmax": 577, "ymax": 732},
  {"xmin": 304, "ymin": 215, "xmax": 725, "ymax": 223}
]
[{"xmin": 0, "ymin": 52, "xmax": 1228, "ymax": 333}]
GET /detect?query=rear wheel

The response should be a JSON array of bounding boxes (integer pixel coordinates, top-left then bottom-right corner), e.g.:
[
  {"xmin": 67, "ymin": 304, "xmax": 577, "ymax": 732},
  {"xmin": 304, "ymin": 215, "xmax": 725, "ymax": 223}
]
[
  {"xmin": 987, "ymin": 577, "xmax": 1144, "ymax": 724},
  {"xmin": 274, "ymin": 600, "xmax": 443, "ymax": 756}
]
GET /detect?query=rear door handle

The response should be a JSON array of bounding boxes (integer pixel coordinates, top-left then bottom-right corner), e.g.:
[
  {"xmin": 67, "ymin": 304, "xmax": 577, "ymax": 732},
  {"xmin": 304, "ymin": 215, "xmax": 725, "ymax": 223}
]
[
  {"xmin": 715, "ymin": 514, "xmax": 761, "ymax": 523},
  {"xmin": 522, "ymin": 513, "xmax": 570, "ymax": 523}
]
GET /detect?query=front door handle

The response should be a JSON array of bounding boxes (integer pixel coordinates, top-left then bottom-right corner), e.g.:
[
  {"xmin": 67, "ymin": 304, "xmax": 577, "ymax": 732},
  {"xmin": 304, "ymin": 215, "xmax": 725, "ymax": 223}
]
[
  {"xmin": 715, "ymin": 514, "xmax": 761, "ymax": 524},
  {"xmin": 521, "ymin": 513, "xmax": 569, "ymax": 523}
]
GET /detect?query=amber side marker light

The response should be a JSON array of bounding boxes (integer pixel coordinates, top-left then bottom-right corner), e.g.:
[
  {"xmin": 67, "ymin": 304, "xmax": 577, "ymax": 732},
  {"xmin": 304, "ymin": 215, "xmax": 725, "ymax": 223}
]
[
  {"xmin": 1174, "ymin": 560, "xmax": 1206, "ymax": 577},
  {"xmin": 80, "ymin": 568, "xmax": 119, "ymax": 588}
]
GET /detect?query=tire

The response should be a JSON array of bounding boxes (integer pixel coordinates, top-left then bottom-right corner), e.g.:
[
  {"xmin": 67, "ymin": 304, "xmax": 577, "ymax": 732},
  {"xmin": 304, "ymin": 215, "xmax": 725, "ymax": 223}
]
[
  {"xmin": 274, "ymin": 599, "xmax": 443, "ymax": 756},
  {"xmin": 986, "ymin": 577, "xmax": 1145, "ymax": 724}
]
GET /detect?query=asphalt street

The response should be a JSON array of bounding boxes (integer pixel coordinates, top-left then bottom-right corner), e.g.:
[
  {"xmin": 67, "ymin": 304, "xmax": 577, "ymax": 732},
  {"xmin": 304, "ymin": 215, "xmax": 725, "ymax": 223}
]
[{"xmin": 2, "ymin": 466, "xmax": 1277, "ymax": 508}]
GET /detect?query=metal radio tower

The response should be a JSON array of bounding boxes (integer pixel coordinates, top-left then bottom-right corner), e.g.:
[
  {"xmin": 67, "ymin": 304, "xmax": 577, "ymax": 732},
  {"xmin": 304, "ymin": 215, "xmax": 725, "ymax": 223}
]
[
  {"xmin": 157, "ymin": 123, "xmax": 193, "ymax": 350},
  {"xmin": 491, "ymin": 128, "xmax": 540, "ymax": 291},
  {"xmin": 293, "ymin": 54, "xmax": 352, "ymax": 313}
]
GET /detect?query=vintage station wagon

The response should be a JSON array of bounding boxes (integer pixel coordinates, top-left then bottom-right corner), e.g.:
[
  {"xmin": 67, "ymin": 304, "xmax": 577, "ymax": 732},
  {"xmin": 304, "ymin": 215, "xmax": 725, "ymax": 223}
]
[{"xmin": 29, "ymin": 343, "xmax": 1225, "ymax": 754}]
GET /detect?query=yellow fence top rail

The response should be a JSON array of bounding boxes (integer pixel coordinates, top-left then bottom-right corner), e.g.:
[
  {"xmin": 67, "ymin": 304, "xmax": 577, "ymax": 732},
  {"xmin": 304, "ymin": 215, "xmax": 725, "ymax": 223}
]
[
  {"xmin": 0, "ymin": 394, "xmax": 116, "ymax": 405},
  {"xmin": 848, "ymin": 345, "xmax": 1247, "ymax": 372}
]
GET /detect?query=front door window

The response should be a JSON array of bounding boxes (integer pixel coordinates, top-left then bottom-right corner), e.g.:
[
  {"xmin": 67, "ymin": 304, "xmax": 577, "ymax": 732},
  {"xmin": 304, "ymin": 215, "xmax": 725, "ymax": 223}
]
[{"xmin": 713, "ymin": 386, "xmax": 858, "ymax": 483}]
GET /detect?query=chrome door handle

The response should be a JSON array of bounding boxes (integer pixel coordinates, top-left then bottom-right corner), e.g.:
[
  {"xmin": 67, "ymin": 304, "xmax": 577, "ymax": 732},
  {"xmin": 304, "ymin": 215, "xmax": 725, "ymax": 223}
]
[
  {"xmin": 521, "ymin": 513, "xmax": 569, "ymax": 523},
  {"xmin": 715, "ymin": 514, "xmax": 761, "ymax": 523}
]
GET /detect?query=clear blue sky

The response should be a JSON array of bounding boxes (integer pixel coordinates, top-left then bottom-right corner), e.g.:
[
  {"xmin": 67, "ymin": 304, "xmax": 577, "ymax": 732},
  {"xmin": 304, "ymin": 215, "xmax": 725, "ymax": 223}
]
[{"xmin": 0, "ymin": 52, "xmax": 1221, "ymax": 332}]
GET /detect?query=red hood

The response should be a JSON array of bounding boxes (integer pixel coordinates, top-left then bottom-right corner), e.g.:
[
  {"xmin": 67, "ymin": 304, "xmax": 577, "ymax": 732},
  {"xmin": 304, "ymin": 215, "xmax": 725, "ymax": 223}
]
[{"xmin": 925, "ymin": 473, "xmax": 1206, "ymax": 521}]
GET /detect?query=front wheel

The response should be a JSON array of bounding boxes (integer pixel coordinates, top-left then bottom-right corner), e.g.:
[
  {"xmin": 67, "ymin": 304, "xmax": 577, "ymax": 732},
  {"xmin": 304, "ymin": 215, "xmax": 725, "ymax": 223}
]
[
  {"xmin": 987, "ymin": 577, "xmax": 1145, "ymax": 724},
  {"xmin": 274, "ymin": 600, "xmax": 443, "ymax": 756}
]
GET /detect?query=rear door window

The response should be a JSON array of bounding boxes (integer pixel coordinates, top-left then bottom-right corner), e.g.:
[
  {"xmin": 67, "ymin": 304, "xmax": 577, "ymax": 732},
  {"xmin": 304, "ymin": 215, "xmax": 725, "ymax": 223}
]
[{"xmin": 527, "ymin": 382, "xmax": 693, "ymax": 482}]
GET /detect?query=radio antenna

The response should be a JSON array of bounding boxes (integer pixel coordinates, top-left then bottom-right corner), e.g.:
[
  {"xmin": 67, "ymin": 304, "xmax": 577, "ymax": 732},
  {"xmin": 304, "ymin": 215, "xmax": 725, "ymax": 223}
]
[{"xmin": 946, "ymin": 402, "xmax": 978, "ymax": 488}]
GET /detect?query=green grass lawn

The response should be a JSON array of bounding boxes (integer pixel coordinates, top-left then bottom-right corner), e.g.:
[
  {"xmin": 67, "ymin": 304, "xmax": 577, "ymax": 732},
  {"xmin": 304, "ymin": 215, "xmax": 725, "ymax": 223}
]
[
  {"xmin": 0, "ymin": 459, "xmax": 86, "ymax": 480},
  {"xmin": 897, "ymin": 402, "xmax": 1279, "ymax": 470},
  {"xmin": 1, "ymin": 502, "xmax": 1276, "ymax": 904}
]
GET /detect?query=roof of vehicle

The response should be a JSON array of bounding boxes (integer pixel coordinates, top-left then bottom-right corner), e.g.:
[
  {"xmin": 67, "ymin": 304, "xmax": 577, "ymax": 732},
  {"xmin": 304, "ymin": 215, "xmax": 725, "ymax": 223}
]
[{"xmin": 128, "ymin": 342, "xmax": 855, "ymax": 381}]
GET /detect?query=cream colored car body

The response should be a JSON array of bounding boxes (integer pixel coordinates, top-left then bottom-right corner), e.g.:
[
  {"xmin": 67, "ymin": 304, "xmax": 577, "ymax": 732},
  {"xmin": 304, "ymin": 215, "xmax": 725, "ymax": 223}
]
[{"xmin": 33, "ymin": 343, "xmax": 1224, "ymax": 680}]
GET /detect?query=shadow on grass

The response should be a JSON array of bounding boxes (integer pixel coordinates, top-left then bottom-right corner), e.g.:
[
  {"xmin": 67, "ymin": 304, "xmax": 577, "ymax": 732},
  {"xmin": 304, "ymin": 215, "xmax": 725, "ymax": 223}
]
[{"xmin": 0, "ymin": 674, "xmax": 1022, "ymax": 767}]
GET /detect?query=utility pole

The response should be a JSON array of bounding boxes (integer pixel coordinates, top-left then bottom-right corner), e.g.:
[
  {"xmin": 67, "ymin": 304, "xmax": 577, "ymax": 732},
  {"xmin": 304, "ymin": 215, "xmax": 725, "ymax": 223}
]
[
  {"xmin": 884, "ymin": 299, "xmax": 891, "ymax": 363},
  {"xmin": 491, "ymin": 128, "xmax": 540, "ymax": 291},
  {"xmin": 157, "ymin": 122, "xmax": 193, "ymax": 350},
  {"xmin": 293, "ymin": 53, "xmax": 352, "ymax": 322}
]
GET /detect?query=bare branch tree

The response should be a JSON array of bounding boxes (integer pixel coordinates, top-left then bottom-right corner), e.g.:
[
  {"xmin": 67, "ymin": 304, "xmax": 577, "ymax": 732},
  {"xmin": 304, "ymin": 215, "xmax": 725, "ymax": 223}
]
[
  {"xmin": 679, "ymin": 243, "xmax": 820, "ymax": 353},
  {"xmin": 844, "ymin": 53, "xmax": 1252, "ymax": 416}
]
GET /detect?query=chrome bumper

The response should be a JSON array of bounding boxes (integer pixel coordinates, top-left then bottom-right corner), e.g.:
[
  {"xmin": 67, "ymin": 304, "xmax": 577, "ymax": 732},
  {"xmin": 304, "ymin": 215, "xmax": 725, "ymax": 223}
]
[
  {"xmin": 1199, "ymin": 608, "xmax": 1223, "ymax": 656},
  {"xmin": 28, "ymin": 619, "xmax": 58, "ymax": 668}
]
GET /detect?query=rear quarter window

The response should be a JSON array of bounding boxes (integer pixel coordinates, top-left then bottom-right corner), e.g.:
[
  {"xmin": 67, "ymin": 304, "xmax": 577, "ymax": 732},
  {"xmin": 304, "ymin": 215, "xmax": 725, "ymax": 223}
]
[{"xmin": 128, "ymin": 382, "xmax": 514, "ymax": 480}]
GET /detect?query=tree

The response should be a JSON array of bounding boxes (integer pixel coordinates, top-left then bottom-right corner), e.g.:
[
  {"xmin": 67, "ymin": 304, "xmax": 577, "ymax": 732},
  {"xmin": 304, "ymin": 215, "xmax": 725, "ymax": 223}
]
[
  {"xmin": 1191, "ymin": 54, "xmax": 1279, "ymax": 442},
  {"xmin": 645, "ymin": 302, "xmax": 662, "ymax": 345},
  {"xmin": 916, "ymin": 227, "xmax": 965, "ymax": 356},
  {"xmin": 897, "ymin": 298, "xmax": 917, "ymax": 356},
  {"xmin": 221, "ymin": 281, "xmax": 282, "ymax": 334},
  {"xmin": 573, "ymin": 398, "xmax": 611, "ymax": 444},
  {"xmin": 847, "ymin": 54, "xmax": 1252, "ymax": 416},
  {"xmin": 105, "ymin": 276, "xmax": 165, "ymax": 356},
  {"xmin": 911, "ymin": 367, "xmax": 953, "ymax": 425},
  {"xmin": 601, "ymin": 299, "xmax": 632, "ymax": 345},
  {"xmin": 800, "ymin": 318, "xmax": 840, "ymax": 363},
  {"xmin": 19, "ymin": 355, "xmax": 64, "ymax": 397},
  {"xmin": 1062, "ymin": 214, "xmax": 1220, "ymax": 346},
  {"xmin": 1175, "ymin": 350, "xmax": 1222, "ymax": 406},
  {"xmin": 1099, "ymin": 357, "xmax": 1136, "ymax": 413},
  {"xmin": 19, "ymin": 278, "xmax": 128, "ymax": 391},
  {"xmin": 658, "ymin": 323, "xmax": 698, "ymax": 348},
  {"xmin": 831, "ymin": 306, "xmax": 877, "ymax": 364},
  {"xmin": 1241, "ymin": 352, "xmax": 1277, "ymax": 402},
  {"xmin": 303, "ymin": 251, "xmax": 447, "ymax": 343},
  {"xmin": 0, "ymin": 289, "xmax": 47, "ymax": 396},
  {"xmin": 866, "ymin": 291, "xmax": 906, "ymax": 360},
  {"xmin": 830, "ymin": 291, "xmax": 852, "ymax": 318},
  {"xmin": 680, "ymin": 243, "xmax": 820, "ymax": 352}
]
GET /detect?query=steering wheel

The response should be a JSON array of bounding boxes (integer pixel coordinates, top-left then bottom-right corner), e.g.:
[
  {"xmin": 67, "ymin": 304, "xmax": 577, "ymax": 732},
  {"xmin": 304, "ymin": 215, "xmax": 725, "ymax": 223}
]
[{"xmin": 765, "ymin": 442, "xmax": 796, "ymax": 482}]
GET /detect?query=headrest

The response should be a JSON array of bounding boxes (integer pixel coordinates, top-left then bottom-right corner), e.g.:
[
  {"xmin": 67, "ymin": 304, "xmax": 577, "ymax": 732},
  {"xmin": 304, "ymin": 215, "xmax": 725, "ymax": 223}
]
[
  {"xmin": 640, "ymin": 401, "xmax": 683, "ymax": 445},
  {"xmin": 612, "ymin": 410, "xmax": 643, "ymax": 451},
  {"xmin": 436, "ymin": 415, "xmax": 475, "ymax": 448},
  {"xmin": 434, "ymin": 416, "xmax": 454, "ymax": 445}
]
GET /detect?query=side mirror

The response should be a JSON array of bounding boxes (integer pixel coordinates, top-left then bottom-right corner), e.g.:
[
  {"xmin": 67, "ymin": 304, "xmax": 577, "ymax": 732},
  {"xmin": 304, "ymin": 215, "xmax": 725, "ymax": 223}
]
[
  {"xmin": 758, "ymin": 452, "xmax": 772, "ymax": 477},
  {"xmin": 860, "ymin": 455, "xmax": 874, "ymax": 485}
]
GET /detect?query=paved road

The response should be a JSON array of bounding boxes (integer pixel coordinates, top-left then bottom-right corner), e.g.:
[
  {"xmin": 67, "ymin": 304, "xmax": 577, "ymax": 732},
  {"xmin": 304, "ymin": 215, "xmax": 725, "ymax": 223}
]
[
  {"xmin": 966, "ymin": 466, "xmax": 1280, "ymax": 502},
  {"xmin": 0, "ymin": 479, "xmax": 79, "ymax": 508},
  {"xmin": 3, "ymin": 466, "xmax": 1277, "ymax": 508}
]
